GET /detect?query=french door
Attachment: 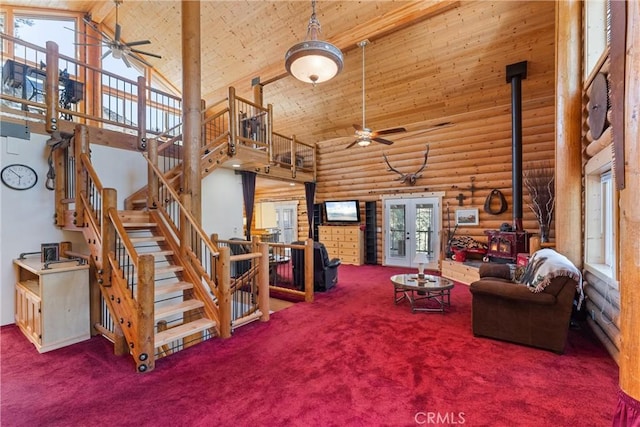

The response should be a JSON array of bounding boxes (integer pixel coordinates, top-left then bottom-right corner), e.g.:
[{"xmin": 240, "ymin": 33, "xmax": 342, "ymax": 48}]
[
  {"xmin": 274, "ymin": 202, "xmax": 298, "ymax": 243},
  {"xmin": 384, "ymin": 196, "xmax": 441, "ymax": 270}
]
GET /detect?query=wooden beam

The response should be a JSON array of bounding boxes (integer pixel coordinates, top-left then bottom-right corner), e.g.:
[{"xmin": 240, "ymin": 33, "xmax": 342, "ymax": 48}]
[{"xmin": 87, "ymin": 1, "xmax": 116, "ymax": 24}]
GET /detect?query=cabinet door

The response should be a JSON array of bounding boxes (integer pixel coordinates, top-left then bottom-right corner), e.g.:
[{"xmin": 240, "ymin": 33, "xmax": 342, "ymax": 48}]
[{"xmin": 15, "ymin": 284, "xmax": 42, "ymax": 345}]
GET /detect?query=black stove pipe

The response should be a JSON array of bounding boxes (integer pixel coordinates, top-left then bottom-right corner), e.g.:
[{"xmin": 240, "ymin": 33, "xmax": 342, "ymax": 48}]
[{"xmin": 506, "ymin": 61, "xmax": 527, "ymax": 232}]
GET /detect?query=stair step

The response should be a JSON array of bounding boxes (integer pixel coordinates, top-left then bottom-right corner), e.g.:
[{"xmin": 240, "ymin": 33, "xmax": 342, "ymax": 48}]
[
  {"xmin": 143, "ymin": 250, "xmax": 174, "ymax": 257},
  {"xmin": 130, "ymin": 236, "xmax": 165, "ymax": 244},
  {"xmin": 156, "ymin": 281, "xmax": 193, "ymax": 296},
  {"xmin": 155, "ymin": 318, "xmax": 216, "ymax": 348},
  {"xmin": 155, "ymin": 265, "xmax": 184, "ymax": 275},
  {"xmin": 155, "ymin": 299, "xmax": 205, "ymax": 320},
  {"xmin": 122, "ymin": 222, "xmax": 157, "ymax": 228}
]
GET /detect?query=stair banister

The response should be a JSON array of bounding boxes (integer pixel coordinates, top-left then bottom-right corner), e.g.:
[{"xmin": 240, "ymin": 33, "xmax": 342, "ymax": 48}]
[{"xmin": 75, "ymin": 125, "xmax": 91, "ymax": 227}]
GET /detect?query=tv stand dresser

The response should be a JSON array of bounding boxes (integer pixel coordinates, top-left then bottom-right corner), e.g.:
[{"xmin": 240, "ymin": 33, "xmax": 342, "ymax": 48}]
[{"xmin": 318, "ymin": 225, "xmax": 364, "ymax": 265}]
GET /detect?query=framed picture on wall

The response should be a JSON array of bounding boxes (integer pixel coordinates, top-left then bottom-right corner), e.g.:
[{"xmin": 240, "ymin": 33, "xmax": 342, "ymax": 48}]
[{"xmin": 455, "ymin": 209, "xmax": 479, "ymax": 226}]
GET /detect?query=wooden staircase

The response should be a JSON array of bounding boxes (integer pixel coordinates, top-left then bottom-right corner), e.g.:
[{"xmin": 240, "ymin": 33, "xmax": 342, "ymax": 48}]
[{"xmin": 117, "ymin": 210, "xmax": 217, "ymax": 360}]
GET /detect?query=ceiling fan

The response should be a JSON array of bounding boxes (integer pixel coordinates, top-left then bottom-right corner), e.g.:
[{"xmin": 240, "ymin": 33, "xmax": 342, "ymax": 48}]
[
  {"xmin": 346, "ymin": 40, "xmax": 406, "ymax": 149},
  {"xmin": 80, "ymin": 0, "xmax": 161, "ymax": 68}
]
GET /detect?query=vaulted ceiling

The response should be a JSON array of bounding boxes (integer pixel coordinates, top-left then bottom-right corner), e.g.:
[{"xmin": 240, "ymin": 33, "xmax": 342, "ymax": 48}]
[{"xmin": 3, "ymin": 1, "xmax": 555, "ymax": 148}]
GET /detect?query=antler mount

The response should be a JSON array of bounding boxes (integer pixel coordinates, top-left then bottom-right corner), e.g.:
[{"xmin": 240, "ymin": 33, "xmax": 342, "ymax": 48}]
[{"xmin": 382, "ymin": 145, "xmax": 430, "ymax": 185}]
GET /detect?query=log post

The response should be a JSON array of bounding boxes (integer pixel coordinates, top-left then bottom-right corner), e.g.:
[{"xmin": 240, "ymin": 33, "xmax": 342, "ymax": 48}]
[
  {"xmin": 136, "ymin": 254, "xmax": 155, "ymax": 373},
  {"xmin": 554, "ymin": 0, "xmax": 583, "ymax": 266},
  {"xmin": 304, "ymin": 238, "xmax": 314, "ymax": 303},
  {"xmin": 181, "ymin": 0, "xmax": 202, "ymax": 226},
  {"xmin": 137, "ymin": 76, "xmax": 147, "ymax": 152},
  {"xmin": 618, "ymin": 0, "xmax": 640, "ymax": 408},
  {"xmin": 217, "ymin": 245, "xmax": 232, "ymax": 338},
  {"xmin": 258, "ymin": 242, "xmax": 270, "ymax": 322},
  {"xmin": 45, "ymin": 41, "xmax": 59, "ymax": 134},
  {"xmin": 228, "ymin": 86, "xmax": 237, "ymax": 156}
]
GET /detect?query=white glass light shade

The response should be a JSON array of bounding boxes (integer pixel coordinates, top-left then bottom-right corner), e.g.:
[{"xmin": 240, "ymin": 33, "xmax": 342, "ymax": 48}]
[
  {"xmin": 357, "ymin": 138, "xmax": 371, "ymax": 147},
  {"xmin": 285, "ymin": 40, "xmax": 344, "ymax": 84}
]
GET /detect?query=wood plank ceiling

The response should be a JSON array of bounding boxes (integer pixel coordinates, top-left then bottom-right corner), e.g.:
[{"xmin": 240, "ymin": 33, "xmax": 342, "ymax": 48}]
[{"xmin": 3, "ymin": 1, "xmax": 555, "ymax": 149}]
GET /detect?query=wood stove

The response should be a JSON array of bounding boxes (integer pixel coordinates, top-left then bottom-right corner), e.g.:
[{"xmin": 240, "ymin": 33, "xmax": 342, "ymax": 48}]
[
  {"xmin": 485, "ymin": 230, "xmax": 529, "ymax": 262},
  {"xmin": 484, "ymin": 61, "xmax": 530, "ymax": 263}
]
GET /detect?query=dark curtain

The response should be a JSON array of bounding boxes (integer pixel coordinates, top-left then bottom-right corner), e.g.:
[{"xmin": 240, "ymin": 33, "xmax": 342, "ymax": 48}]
[
  {"xmin": 241, "ymin": 171, "xmax": 256, "ymax": 240},
  {"xmin": 304, "ymin": 181, "xmax": 316, "ymax": 238}
]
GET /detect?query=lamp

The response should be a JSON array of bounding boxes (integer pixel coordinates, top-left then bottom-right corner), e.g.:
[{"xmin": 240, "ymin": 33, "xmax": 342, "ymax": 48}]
[
  {"xmin": 284, "ymin": 0, "xmax": 344, "ymax": 85},
  {"xmin": 413, "ymin": 252, "xmax": 430, "ymax": 279}
]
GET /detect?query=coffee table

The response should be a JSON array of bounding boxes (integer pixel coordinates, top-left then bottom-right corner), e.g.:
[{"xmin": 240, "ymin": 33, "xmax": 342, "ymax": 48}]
[{"xmin": 390, "ymin": 274, "xmax": 454, "ymax": 313}]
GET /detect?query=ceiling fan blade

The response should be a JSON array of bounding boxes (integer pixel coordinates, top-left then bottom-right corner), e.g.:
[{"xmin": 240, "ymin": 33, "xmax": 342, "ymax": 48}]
[
  {"xmin": 101, "ymin": 49, "xmax": 112, "ymax": 60},
  {"xmin": 345, "ymin": 140, "xmax": 360, "ymax": 149},
  {"xmin": 352, "ymin": 123, "xmax": 363, "ymax": 132},
  {"xmin": 125, "ymin": 40, "xmax": 151, "ymax": 47},
  {"xmin": 114, "ymin": 23, "xmax": 122, "ymax": 43},
  {"xmin": 121, "ymin": 54, "xmax": 132, "ymax": 68},
  {"xmin": 373, "ymin": 127, "xmax": 407, "ymax": 136},
  {"xmin": 373, "ymin": 137, "xmax": 394, "ymax": 145},
  {"xmin": 130, "ymin": 48, "xmax": 162, "ymax": 59}
]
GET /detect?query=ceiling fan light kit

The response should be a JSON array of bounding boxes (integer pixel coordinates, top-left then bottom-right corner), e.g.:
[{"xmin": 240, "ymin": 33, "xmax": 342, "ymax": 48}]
[{"xmin": 285, "ymin": 0, "xmax": 343, "ymax": 84}]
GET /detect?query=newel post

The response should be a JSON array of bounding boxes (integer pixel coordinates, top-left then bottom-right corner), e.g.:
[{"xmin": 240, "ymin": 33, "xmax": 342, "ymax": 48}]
[
  {"xmin": 136, "ymin": 254, "xmax": 155, "ymax": 373},
  {"xmin": 147, "ymin": 136, "xmax": 158, "ymax": 209},
  {"xmin": 305, "ymin": 238, "xmax": 314, "ymax": 303},
  {"xmin": 228, "ymin": 87, "xmax": 237, "ymax": 156},
  {"xmin": 137, "ymin": 76, "xmax": 147, "ymax": 151},
  {"xmin": 258, "ymin": 242, "xmax": 270, "ymax": 321},
  {"xmin": 45, "ymin": 41, "xmax": 59, "ymax": 134},
  {"xmin": 217, "ymin": 245, "xmax": 232, "ymax": 338}
]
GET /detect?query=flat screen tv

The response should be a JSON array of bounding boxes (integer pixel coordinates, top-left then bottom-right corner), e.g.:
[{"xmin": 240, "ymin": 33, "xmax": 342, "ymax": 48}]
[{"xmin": 324, "ymin": 200, "xmax": 361, "ymax": 224}]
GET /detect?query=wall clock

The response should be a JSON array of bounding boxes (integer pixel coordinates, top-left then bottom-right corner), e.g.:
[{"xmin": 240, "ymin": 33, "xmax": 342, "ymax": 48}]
[{"xmin": 1, "ymin": 164, "xmax": 38, "ymax": 190}]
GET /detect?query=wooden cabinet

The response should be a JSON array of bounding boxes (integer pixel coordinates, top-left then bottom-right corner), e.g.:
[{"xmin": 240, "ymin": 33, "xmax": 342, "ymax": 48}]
[
  {"xmin": 14, "ymin": 258, "xmax": 90, "ymax": 353},
  {"xmin": 318, "ymin": 225, "xmax": 364, "ymax": 265}
]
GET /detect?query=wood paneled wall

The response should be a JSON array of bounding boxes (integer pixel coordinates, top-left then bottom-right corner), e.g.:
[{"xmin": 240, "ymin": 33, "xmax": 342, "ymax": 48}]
[{"xmin": 315, "ymin": 100, "xmax": 555, "ymax": 263}]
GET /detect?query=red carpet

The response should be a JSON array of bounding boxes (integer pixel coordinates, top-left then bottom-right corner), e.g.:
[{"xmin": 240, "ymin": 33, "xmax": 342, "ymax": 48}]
[{"xmin": 1, "ymin": 265, "xmax": 618, "ymax": 426}]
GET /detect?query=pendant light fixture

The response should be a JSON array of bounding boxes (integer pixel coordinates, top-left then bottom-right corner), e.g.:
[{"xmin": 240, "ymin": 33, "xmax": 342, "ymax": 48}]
[{"xmin": 284, "ymin": 0, "xmax": 344, "ymax": 85}]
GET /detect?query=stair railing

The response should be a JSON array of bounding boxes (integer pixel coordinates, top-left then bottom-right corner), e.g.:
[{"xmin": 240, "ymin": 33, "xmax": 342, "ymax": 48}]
[
  {"xmin": 71, "ymin": 129, "xmax": 154, "ymax": 369},
  {"xmin": 143, "ymin": 154, "xmax": 229, "ymax": 335}
]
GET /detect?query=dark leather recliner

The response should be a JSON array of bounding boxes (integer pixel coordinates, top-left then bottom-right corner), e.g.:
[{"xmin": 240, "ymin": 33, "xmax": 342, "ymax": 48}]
[
  {"xmin": 469, "ymin": 263, "xmax": 577, "ymax": 354},
  {"xmin": 292, "ymin": 241, "xmax": 341, "ymax": 292}
]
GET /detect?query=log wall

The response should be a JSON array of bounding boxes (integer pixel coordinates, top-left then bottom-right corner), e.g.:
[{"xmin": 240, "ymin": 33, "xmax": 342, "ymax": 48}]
[{"xmin": 255, "ymin": 1, "xmax": 558, "ymax": 265}]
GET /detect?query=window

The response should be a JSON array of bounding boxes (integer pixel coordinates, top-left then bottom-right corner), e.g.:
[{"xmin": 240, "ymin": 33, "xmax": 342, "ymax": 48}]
[{"xmin": 584, "ymin": 148, "xmax": 617, "ymax": 284}]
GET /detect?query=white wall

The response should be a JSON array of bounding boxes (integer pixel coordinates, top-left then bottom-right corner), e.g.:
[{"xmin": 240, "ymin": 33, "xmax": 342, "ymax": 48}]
[
  {"xmin": 201, "ymin": 169, "xmax": 244, "ymax": 240},
  {"xmin": 1, "ymin": 134, "xmax": 84, "ymax": 325},
  {"xmin": 0, "ymin": 132, "xmax": 147, "ymax": 325}
]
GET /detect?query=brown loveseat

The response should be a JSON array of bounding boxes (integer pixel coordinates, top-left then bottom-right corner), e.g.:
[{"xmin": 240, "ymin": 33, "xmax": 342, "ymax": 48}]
[{"xmin": 469, "ymin": 259, "xmax": 579, "ymax": 354}]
